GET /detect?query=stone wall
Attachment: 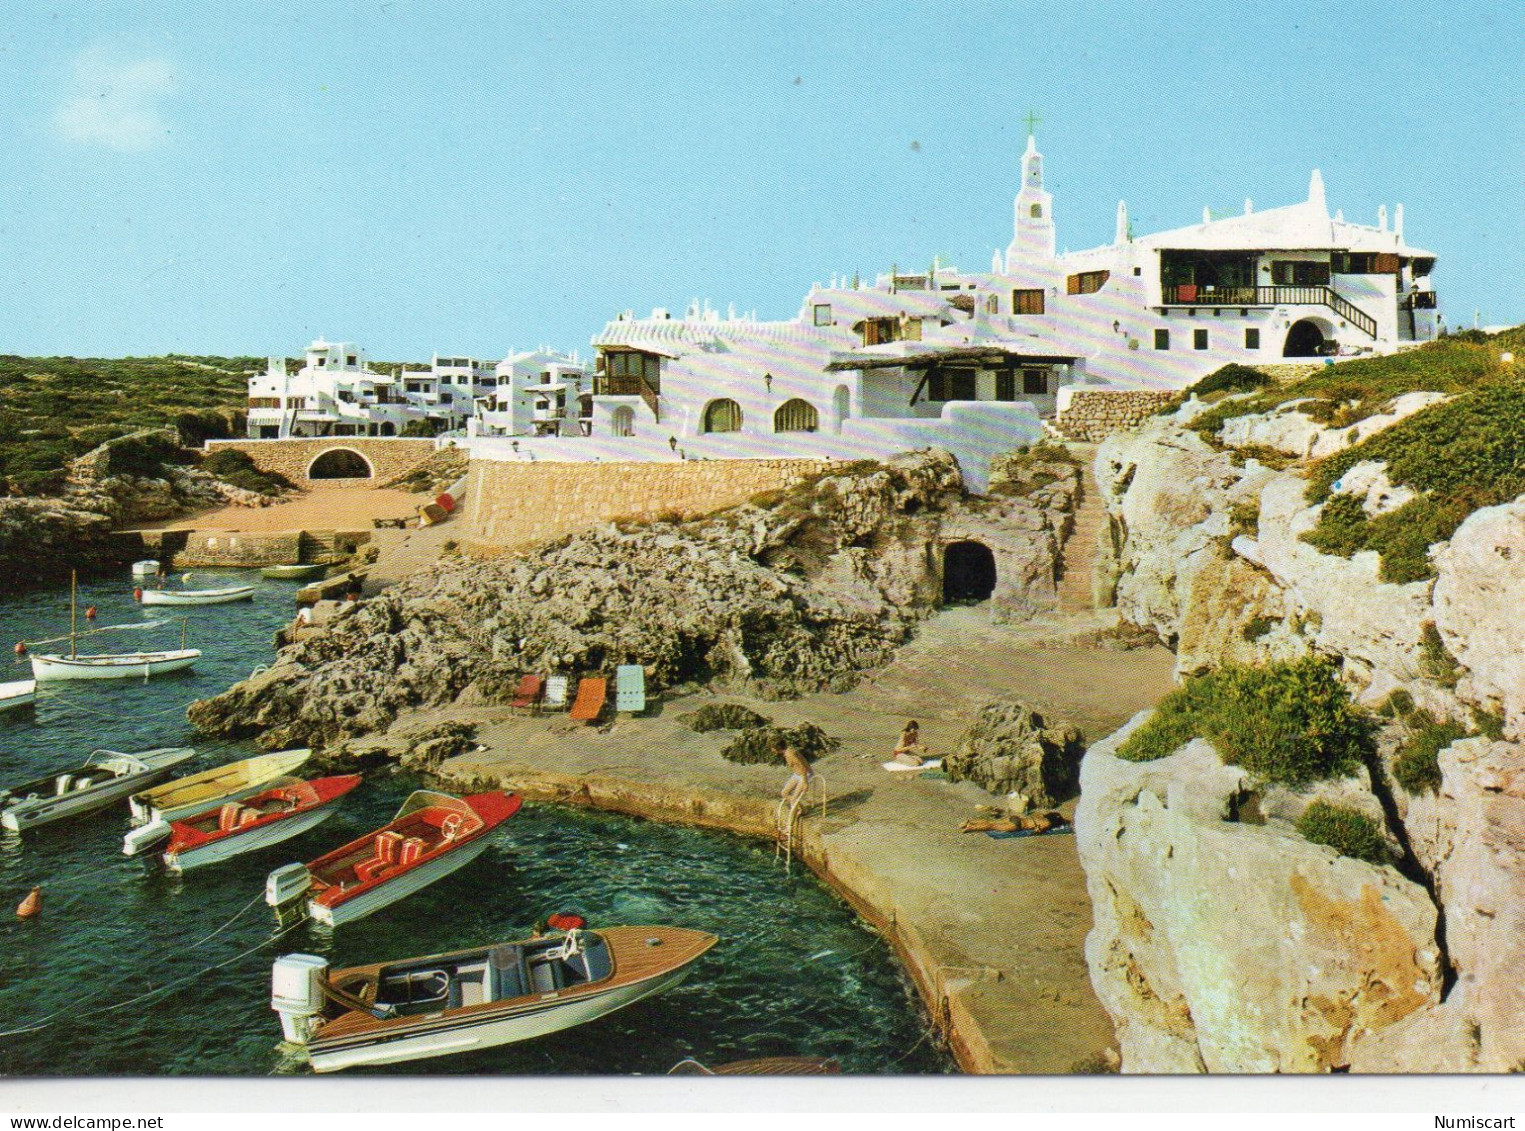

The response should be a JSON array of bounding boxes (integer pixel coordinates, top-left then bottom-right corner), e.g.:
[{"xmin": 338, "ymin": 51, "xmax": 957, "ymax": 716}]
[
  {"xmin": 465, "ymin": 458, "xmax": 834, "ymax": 553},
  {"xmin": 204, "ymin": 438, "xmax": 438, "ymax": 486},
  {"xmin": 1053, "ymin": 390, "xmax": 1178, "ymax": 442}
]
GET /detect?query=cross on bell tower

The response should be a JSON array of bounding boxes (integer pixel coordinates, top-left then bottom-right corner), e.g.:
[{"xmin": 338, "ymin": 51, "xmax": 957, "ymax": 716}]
[{"xmin": 1023, "ymin": 109, "xmax": 1042, "ymax": 137}]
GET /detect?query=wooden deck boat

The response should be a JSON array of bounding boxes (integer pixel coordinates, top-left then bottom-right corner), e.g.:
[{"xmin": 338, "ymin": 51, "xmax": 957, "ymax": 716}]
[
  {"xmin": 128, "ymin": 748, "xmax": 312, "ymax": 828},
  {"xmin": 668, "ymin": 1055, "xmax": 842, "ymax": 1075},
  {"xmin": 272, "ymin": 925, "xmax": 717, "ymax": 1072},
  {"xmin": 0, "ymin": 679, "xmax": 38, "ymax": 713},
  {"xmin": 260, "ymin": 563, "xmax": 327, "ymax": 580},
  {"xmin": 1, "ymin": 747, "xmax": 197, "ymax": 832},
  {"xmin": 139, "ymin": 585, "xmax": 255, "ymax": 606},
  {"xmin": 29, "ymin": 648, "xmax": 201, "ymax": 681},
  {"xmin": 150, "ymin": 774, "xmax": 364, "ymax": 872},
  {"xmin": 265, "ymin": 789, "xmax": 520, "ymax": 927}
]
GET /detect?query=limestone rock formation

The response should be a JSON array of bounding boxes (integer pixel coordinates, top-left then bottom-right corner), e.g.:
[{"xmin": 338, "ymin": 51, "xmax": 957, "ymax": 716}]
[
  {"xmin": 943, "ymin": 698, "xmax": 1085, "ymax": 807},
  {"xmin": 1077, "ymin": 721, "xmax": 1442, "ymax": 1073}
]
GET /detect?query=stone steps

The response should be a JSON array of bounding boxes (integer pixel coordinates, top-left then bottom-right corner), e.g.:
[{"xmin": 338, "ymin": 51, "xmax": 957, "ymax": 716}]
[{"xmin": 1057, "ymin": 455, "xmax": 1106, "ymax": 613}]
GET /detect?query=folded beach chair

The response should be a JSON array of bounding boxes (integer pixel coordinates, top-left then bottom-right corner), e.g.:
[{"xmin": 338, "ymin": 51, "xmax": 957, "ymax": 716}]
[
  {"xmin": 542, "ymin": 675, "xmax": 570, "ymax": 712},
  {"xmin": 509, "ymin": 674, "xmax": 543, "ymax": 714},
  {"xmin": 568, "ymin": 677, "xmax": 607, "ymax": 724},
  {"xmin": 615, "ymin": 664, "xmax": 646, "ymax": 714}
]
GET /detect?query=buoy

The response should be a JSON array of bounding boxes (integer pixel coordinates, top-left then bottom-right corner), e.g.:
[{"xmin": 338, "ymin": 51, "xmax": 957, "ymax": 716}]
[
  {"xmin": 13, "ymin": 642, "xmax": 25, "ymax": 657},
  {"xmin": 16, "ymin": 886, "xmax": 41, "ymax": 919},
  {"xmin": 85, "ymin": 605, "xmax": 97, "ymax": 620},
  {"xmin": 133, "ymin": 587, "xmax": 143, "ymax": 602}
]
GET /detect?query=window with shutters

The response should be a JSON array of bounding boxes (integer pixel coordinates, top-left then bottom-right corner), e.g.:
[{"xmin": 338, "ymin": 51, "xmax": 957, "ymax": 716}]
[
  {"xmin": 1012, "ymin": 288, "xmax": 1045, "ymax": 315},
  {"xmin": 774, "ymin": 398, "xmax": 819, "ymax": 433},
  {"xmin": 702, "ymin": 398, "xmax": 743, "ymax": 433},
  {"xmin": 1022, "ymin": 369, "xmax": 1048, "ymax": 395},
  {"xmin": 1066, "ymin": 270, "xmax": 1110, "ymax": 295}
]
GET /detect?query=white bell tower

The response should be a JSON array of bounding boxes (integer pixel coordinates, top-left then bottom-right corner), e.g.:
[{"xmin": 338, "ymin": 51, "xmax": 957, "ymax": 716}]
[{"xmin": 1005, "ymin": 126, "xmax": 1056, "ymax": 271}]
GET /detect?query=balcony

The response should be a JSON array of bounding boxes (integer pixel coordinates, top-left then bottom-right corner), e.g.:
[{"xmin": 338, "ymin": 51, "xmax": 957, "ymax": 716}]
[{"xmin": 1161, "ymin": 284, "xmax": 1376, "ymax": 339}]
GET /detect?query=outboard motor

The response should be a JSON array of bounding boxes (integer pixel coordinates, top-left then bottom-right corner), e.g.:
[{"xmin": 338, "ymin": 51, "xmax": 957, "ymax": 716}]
[
  {"xmin": 122, "ymin": 817, "xmax": 172, "ymax": 857},
  {"xmin": 265, "ymin": 863, "xmax": 313, "ymax": 927},
  {"xmin": 271, "ymin": 953, "xmax": 329, "ymax": 1044}
]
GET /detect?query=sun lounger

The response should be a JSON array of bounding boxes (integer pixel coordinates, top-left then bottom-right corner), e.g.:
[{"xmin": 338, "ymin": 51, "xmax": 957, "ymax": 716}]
[
  {"xmin": 615, "ymin": 665, "xmax": 646, "ymax": 714},
  {"xmin": 568, "ymin": 677, "xmax": 607, "ymax": 724},
  {"xmin": 509, "ymin": 675, "xmax": 543, "ymax": 714},
  {"xmin": 542, "ymin": 675, "xmax": 569, "ymax": 712}
]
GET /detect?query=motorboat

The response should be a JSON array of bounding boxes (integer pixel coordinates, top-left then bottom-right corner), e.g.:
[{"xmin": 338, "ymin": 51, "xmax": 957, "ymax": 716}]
[
  {"xmin": 265, "ymin": 789, "xmax": 520, "ymax": 927},
  {"xmin": 139, "ymin": 585, "xmax": 255, "ymax": 606},
  {"xmin": 0, "ymin": 747, "xmax": 197, "ymax": 832},
  {"xmin": 127, "ymin": 748, "xmax": 313, "ymax": 829},
  {"xmin": 131, "ymin": 560, "xmax": 161, "ymax": 577},
  {"xmin": 149, "ymin": 774, "xmax": 364, "ymax": 872},
  {"xmin": 0, "ymin": 679, "xmax": 37, "ymax": 713},
  {"xmin": 30, "ymin": 649, "xmax": 201, "ymax": 681},
  {"xmin": 260, "ymin": 563, "xmax": 328, "ymax": 580},
  {"xmin": 272, "ymin": 925, "xmax": 717, "ymax": 1072},
  {"xmin": 668, "ymin": 1055, "xmax": 842, "ymax": 1075}
]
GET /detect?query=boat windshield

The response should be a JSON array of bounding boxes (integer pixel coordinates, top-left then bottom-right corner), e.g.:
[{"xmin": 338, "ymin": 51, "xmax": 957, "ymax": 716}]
[
  {"xmin": 392, "ymin": 789, "xmax": 474, "ymax": 823},
  {"xmin": 86, "ymin": 749, "xmax": 143, "ymax": 773}
]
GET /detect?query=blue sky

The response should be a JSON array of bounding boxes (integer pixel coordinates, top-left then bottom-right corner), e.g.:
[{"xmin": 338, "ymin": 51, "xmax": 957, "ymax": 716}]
[{"xmin": 1, "ymin": 1, "xmax": 1520, "ymax": 360}]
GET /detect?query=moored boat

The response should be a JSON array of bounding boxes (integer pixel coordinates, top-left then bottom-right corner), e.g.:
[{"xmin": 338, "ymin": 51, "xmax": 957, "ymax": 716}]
[
  {"xmin": 272, "ymin": 925, "xmax": 717, "ymax": 1072},
  {"xmin": 260, "ymin": 563, "xmax": 328, "ymax": 580},
  {"xmin": 131, "ymin": 560, "xmax": 160, "ymax": 577},
  {"xmin": 1, "ymin": 747, "xmax": 197, "ymax": 832},
  {"xmin": 29, "ymin": 648, "xmax": 201, "ymax": 682},
  {"xmin": 127, "ymin": 748, "xmax": 313, "ymax": 829},
  {"xmin": 265, "ymin": 789, "xmax": 520, "ymax": 927},
  {"xmin": 139, "ymin": 585, "xmax": 255, "ymax": 606},
  {"xmin": 0, "ymin": 679, "xmax": 38, "ymax": 713},
  {"xmin": 152, "ymin": 774, "xmax": 364, "ymax": 872}
]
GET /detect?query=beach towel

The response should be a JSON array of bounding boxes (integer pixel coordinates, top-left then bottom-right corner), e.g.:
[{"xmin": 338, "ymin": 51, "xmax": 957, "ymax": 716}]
[
  {"xmin": 881, "ymin": 759, "xmax": 942, "ymax": 773},
  {"xmin": 985, "ymin": 825, "xmax": 1075, "ymax": 840}
]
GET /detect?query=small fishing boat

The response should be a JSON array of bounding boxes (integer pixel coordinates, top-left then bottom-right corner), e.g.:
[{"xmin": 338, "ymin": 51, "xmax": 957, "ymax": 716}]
[
  {"xmin": 0, "ymin": 747, "xmax": 197, "ymax": 833},
  {"xmin": 148, "ymin": 774, "xmax": 364, "ymax": 872},
  {"xmin": 265, "ymin": 789, "xmax": 520, "ymax": 927},
  {"xmin": 139, "ymin": 585, "xmax": 255, "ymax": 606},
  {"xmin": 668, "ymin": 1056, "xmax": 842, "ymax": 1075},
  {"xmin": 260, "ymin": 563, "xmax": 328, "ymax": 580},
  {"xmin": 30, "ymin": 648, "xmax": 201, "ymax": 681},
  {"xmin": 0, "ymin": 679, "xmax": 37, "ymax": 713},
  {"xmin": 127, "ymin": 748, "xmax": 313, "ymax": 829},
  {"xmin": 131, "ymin": 560, "xmax": 161, "ymax": 578},
  {"xmin": 271, "ymin": 925, "xmax": 717, "ymax": 1072}
]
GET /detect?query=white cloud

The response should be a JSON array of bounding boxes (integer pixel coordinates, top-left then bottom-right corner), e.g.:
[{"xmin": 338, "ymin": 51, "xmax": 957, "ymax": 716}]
[{"xmin": 53, "ymin": 45, "xmax": 176, "ymax": 151}]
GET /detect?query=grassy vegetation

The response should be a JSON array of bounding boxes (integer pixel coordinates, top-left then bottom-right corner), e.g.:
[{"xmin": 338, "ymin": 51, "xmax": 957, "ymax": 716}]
[
  {"xmin": 720, "ymin": 722, "xmax": 839, "ymax": 765},
  {"xmin": 200, "ymin": 449, "xmax": 294, "ymax": 496},
  {"xmin": 1184, "ymin": 363, "xmax": 1271, "ymax": 400},
  {"xmin": 0, "ymin": 354, "xmax": 259, "ymax": 495},
  {"xmin": 1392, "ymin": 713, "xmax": 1465, "ymax": 795},
  {"xmin": 1296, "ymin": 801, "xmax": 1390, "ymax": 865},
  {"xmin": 1419, "ymin": 622, "xmax": 1463, "ymax": 688},
  {"xmin": 1116, "ymin": 657, "xmax": 1374, "ymax": 787},
  {"xmin": 679, "ymin": 703, "xmax": 773, "ymax": 732}
]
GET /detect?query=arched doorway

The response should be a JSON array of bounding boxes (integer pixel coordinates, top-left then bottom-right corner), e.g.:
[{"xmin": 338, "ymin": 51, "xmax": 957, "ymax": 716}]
[
  {"xmin": 1284, "ymin": 319, "xmax": 1326, "ymax": 357},
  {"xmin": 611, "ymin": 405, "xmax": 635, "ymax": 437},
  {"xmin": 379, "ymin": 421, "xmax": 396, "ymax": 436},
  {"xmin": 774, "ymin": 398, "xmax": 819, "ymax": 432},
  {"xmin": 942, "ymin": 540, "xmax": 996, "ymax": 604},
  {"xmin": 702, "ymin": 398, "xmax": 743, "ymax": 433},
  {"xmin": 307, "ymin": 448, "xmax": 374, "ymax": 479},
  {"xmin": 833, "ymin": 384, "xmax": 850, "ymax": 434}
]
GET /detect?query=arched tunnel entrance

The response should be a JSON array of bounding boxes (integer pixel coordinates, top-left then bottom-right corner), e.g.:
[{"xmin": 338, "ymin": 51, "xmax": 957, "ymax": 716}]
[{"xmin": 942, "ymin": 540, "xmax": 997, "ymax": 605}]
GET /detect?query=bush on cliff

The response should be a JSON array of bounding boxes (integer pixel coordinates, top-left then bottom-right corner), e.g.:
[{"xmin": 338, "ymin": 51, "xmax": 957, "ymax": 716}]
[
  {"xmin": 1117, "ymin": 658, "xmax": 1374, "ymax": 787},
  {"xmin": 200, "ymin": 449, "xmax": 294, "ymax": 496},
  {"xmin": 720, "ymin": 723, "xmax": 839, "ymax": 766},
  {"xmin": 1296, "ymin": 801, "xmax": 1390, "ymax": 865},
  {"xmin": 1391, "ymin": 714, "xmax": 1464, "ymax": 795},
  {"xmin": 1184, "ymin": 364, "xmax": 1270, "ymax": 400},
  {"xmin": 679, "ymin": 703, "xmax": 773, "ymax": 732}
]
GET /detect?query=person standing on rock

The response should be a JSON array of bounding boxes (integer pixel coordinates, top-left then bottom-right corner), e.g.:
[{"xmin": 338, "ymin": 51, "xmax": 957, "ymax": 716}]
[{"xmin": 779, "ymin": 736, "xmax": 812, "ymax": 808}]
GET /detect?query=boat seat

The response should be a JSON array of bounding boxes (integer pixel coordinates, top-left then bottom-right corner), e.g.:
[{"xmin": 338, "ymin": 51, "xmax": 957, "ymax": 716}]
[
  {"xmin": 488, "ymin": 945, "xmax": 527, "ymax": 1001},
  {"xmin": 237, "ymin": 806, "xmax": 261, "ymax": 827},
  {"xmin": 375, "ymin": 830, "xmax": 404, "ymax": 862},
  {"xmin": 528, "ymin": 957, "xmax": 566, "ymax": 994},
  {"xmin": 397, "ymin": 836, "xmax": 427, "ymax": 866},
  {"xmin": 74, "ymin": 777, "xmax": 93, "ymax": 791},
  {"xmin": 218, "ymin": 802, "xmax": 244, "ymax": 831},
  {"xmin": 55, "ymin": 775, "xmax": 73, "ymax": 796}
]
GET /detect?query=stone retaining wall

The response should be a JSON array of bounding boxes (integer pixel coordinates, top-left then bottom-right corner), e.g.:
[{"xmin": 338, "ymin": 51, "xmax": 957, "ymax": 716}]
[
  {"xmin": 122, "ymin": 528, "xmax": 371, "ymax": 567},
  {"xmin": 204, "ymin": 438, "xmax": 438, "ymax": 486},
  {"xmin": 465, "ymin": 458, "xmax": 834, "ymax": 553},
  {"xmin": 1052, "ymin": 390, "xmax": 1178, "ymax": 442}
]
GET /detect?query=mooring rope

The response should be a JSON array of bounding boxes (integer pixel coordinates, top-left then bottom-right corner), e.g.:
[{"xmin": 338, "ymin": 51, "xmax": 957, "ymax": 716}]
[{"xmin": 31, "ymin": 688, "xmax": 196, "ymax": 722}]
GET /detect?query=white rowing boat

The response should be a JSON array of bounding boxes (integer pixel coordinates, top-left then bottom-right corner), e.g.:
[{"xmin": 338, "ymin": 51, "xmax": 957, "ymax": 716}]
[
  {"xmin": 1, "ymin": 747, "xmax": 197, "ymax": 832},
  {"xmin": 139, "ymin": 585, "xmax": 255, "ymax": 606},
  {"xmin": 0, "ymin": 679, "xmax": 37, "ymax": 712},
  {"xmin": 29, "ymin": 648, "xmax": 201, "ymax": 682},
  {"xmin": 128, "ymin": 748, "xmax": 313, "ymax": 827},
  {"xmin": 131, "ymin": 560, "xmax": 161, "ymax": 577}
]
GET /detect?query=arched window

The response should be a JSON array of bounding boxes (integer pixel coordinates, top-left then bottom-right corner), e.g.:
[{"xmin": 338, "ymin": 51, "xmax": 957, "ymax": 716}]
[
  {"xmin": 773, "ymin": 398, "xmax": 819, "ymax": 433},
  {"xmin": 702, "ymin": 398, "xmax": 743, "ymax": 434},
  {"xmin": 610, "ymin": 405, "xmax": 634, "ymax": 437},
  {"xmin": 1030, "ymin": 203, "xmax": 1043, "ymax": 219},
  {"xmin": 307, "ymin": 448, "xmax": 374, "ymax": 479}
]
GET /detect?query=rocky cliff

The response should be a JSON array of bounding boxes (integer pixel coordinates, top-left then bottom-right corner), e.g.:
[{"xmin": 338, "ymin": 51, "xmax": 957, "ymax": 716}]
[
  {"xmin": 189, "ymin": 450, "xmax": 1077, "ymax": 751},
  {"xmin": 1080, "ymin": 361, "xmax": 1525, "ymax": 1072}
]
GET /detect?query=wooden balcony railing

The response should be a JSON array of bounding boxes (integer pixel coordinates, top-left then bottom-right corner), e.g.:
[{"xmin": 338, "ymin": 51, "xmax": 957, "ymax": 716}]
[{"xmin": 1160, "ymin": 284, "xmax": 1377, "ymax": 339}]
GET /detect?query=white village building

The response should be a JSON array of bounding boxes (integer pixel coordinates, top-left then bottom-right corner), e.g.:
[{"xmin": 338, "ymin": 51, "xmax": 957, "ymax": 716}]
[
  {"xmin": 247, "ymin": 339, "xmax": 432, "ymax": 439},
  {"xmin": 469, "ymin": 349, "xmax": 589, "ymax": 438}
]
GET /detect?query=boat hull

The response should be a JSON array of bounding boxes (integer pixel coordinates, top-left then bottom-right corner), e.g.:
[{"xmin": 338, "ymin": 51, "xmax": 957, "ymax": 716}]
[
  {"xmin": 307, "ymin": 960, "xmax": 697, "ymax": 1072},
  {"xmin": 2, "ymin": 750, "xmax": 196, "ymax": 832},
  {"xmin": 167, "ymin": 804, "xmax": 341, "ymax": 873},
  {"xmin": 310, "ymin": 836, "xmax": 492, "ymax": 928},
  {"xmin": 140, "ymin": 587, "xmax": 254, "ymax": 606},
  {"xmin": 30, "ymin": 650, "xmax": 201, "ymax": 682},
  {"xmin": 261, "ymin": 564, "xmax": 327, "ymax": 580},
  {"xmin": 130, "ymin": 749, "xmax": 312, "ymax": 825},
  {"xmin": 0, "ymin": 680, "xmax": 37, "ymax": 712}
]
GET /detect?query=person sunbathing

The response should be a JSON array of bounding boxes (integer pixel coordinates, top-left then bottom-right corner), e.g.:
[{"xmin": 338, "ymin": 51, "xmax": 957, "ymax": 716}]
[
  {"xmin": 891, "ymin": 720, "xmax": 932, "ymax": 766},
  {"xmin": 959, "ymin": 810, "xmax": 1070, "ymax": 834}
]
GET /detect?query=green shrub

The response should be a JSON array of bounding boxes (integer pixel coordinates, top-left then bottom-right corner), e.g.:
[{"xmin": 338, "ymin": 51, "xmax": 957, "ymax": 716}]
[
  {"xmin": 679, "ymin": 703, "xmax": 773, "ymax": 732},
  {"xmin": 1296, "ymin": 801, "xmax": 1390, "ymax": 865},
  {"xmin": 1184, "ymin": 364, "xmax": 1270, "ymax": 399},
  {"xmin": 104, "ymin": 433, "xmax": 181, "ymax": 478},
  {"xmin": 1377, "ymin": 689, "xmax": 1416, "ymax": 719},
  {"xmin": 720, "ymin": 723, "xmax": 838, "ymax": 765},
  {"xmin": 401, "ymin": 419, "xmax": 441, "ymax": 438},
  {"xmin": 1117, "ymin": 658, "xmax": 1374, "ymax": 787},
  {"xmin": 1419, "ymin": 622, "xmax": 1462, "ymax": 689},
  {"xmin": 1392, "ymin": 714, "xmax": 1464, "ymax": 794},
  {"xmin": 1228, "ymin": 500, "xmax": 1260, "ymax": 538},
  {"xmin": 201, "ymin": 448, "xmax": 294, "ymax": 496},
  {"xmin": 1470, "ymin": 707, "xmax": 1506, "ymax": 740},
  {"xmin": 1241, "ymin": 616, "xmax": 1279, "ymax": 642}
]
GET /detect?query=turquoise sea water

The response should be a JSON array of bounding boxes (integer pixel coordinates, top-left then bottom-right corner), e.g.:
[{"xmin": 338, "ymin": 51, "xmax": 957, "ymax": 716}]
[{"xmin": 0, "ymin": 572, "xmax": 947, "ymax": 1076}]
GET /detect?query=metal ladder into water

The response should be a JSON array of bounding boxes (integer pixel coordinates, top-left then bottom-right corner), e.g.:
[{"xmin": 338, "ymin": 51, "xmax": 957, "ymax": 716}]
[{"xmin": 774, "ymin": 775, "xmax": 826, "ymax": 874}]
